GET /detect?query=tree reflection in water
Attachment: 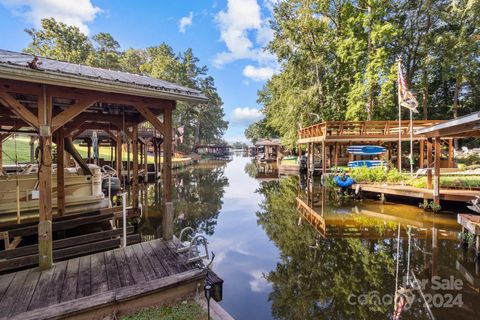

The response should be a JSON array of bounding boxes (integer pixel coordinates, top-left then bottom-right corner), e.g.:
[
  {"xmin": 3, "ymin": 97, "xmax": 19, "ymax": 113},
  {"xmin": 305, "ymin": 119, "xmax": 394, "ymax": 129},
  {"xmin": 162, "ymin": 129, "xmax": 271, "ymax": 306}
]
[
  {"xmin": 255, "ymin": 176, "xmax": 434, "ymax": 320},
  {"xmin": 138, "ymin": 161, "xmax": 229, "ymax": 238}
]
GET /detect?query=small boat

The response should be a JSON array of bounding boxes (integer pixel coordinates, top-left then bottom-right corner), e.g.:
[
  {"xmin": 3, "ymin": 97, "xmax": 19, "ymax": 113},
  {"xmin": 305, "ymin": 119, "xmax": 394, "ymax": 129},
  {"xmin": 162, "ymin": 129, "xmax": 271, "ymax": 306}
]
[
  {"xmin": 348, "ymin": 160, "xmax": 386, "ymax": 168},
  {"xmin": 347, "ymin": 145, "xmax": 386, "ymax": 155}
]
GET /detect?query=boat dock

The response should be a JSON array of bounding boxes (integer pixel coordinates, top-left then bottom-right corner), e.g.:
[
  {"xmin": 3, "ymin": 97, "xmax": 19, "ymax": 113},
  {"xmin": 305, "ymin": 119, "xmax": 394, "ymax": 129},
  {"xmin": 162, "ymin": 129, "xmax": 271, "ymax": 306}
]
[
  {"xmin": 0, "ymin": 238, "xmax": 222, "ymax": 320},
  {"xmin": 356, "ymin": 183, "xmax": 479, "ymax": 203}
]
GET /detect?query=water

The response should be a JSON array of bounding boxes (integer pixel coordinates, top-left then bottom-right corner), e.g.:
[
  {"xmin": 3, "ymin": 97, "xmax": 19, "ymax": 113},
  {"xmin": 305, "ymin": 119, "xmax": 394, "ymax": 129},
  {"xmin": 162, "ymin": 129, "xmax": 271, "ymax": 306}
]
[{"xmin": 138, "ymin": 156, "xmax": 480, "ymax": 320}]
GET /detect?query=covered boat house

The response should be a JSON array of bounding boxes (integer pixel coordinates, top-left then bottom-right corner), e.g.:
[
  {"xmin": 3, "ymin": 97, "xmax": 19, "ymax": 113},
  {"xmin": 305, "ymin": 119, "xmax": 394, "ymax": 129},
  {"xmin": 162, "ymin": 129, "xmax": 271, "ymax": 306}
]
[{"xmin": 0, "ymin": 48, "xmax": 207, "ymax": 270}]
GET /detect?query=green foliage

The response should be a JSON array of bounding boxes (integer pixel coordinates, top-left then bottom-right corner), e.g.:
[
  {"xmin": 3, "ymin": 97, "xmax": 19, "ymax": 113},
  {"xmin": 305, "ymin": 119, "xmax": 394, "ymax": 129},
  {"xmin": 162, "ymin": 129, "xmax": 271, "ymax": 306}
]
[
  {"xmin": 23, "ymin": 18, "xmax": 228, "ymax": 152},
  {"xmin": 457, "ymin": 153, "xmax": 480, "ymax": 166},
  {"xmin": 244, "ymin": 118, "xmax": 278, "ymax": 144},
  {"xmin": 418, "ymin": 199, "xmax": 442, "ymax": 213},
  {"xmin": 120, "ymin": 299, "xmax": 206, "ymax": 320},
  {"xmin": 252, "ymin": 0, "xmax": 480, "ymax": 148},
  {"xmin": 349, "ymin": 166, "xmax": 402, "ymax": 184},
  {"xmin": 24, "ymin": 18, "xmax": 92, "ymax": 63},
  {"xmin": 88, "ymin": 32, "xmax": 120, "ymax": 69}
]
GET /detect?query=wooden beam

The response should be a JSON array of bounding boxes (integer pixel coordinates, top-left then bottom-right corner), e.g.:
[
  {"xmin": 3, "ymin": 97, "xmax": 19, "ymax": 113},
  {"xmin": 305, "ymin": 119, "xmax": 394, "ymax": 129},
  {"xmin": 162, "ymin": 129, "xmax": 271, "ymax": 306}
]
[
  {"xmin": 51, "ymin": 100, "xmax": 96, "ymax": 132},
  {"xmin": 132, "ymin": 103, "xmax": 165, "ymax": 135},
  {"xmin": 37, "ymin": 85, "xmax": 53, "ymax": 270},
  {"xmin": 0, "ymin": 89, "xmax": 38, "ymax": 129}
]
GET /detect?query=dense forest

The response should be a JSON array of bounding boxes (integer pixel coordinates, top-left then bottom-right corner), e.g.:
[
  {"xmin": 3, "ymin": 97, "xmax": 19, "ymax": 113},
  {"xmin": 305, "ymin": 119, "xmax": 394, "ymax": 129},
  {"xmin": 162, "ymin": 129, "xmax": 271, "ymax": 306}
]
[
  {"xmin": 23, "ymin": 18, "xmax": 229, "ymax": 152},
  {"xmin": 246, "ymin": 0, "xmax": 480, "ymax": 147}
]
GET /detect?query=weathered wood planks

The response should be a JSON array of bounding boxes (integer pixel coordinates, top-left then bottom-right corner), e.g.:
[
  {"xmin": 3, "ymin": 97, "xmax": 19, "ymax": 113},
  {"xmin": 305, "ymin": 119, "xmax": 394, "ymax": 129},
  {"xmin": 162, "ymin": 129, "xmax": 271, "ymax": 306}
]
[{"xmin": 0, "ymin": 238, "xmax": 217, "ymax": 319}]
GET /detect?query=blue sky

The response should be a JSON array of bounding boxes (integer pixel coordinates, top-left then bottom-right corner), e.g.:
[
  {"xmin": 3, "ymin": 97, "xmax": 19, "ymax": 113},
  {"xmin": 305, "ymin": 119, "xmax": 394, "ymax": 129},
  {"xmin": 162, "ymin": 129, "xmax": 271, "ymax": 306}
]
[{"xmin": 0, "ymin": 0, "xmax": 279, "ymax": 142}]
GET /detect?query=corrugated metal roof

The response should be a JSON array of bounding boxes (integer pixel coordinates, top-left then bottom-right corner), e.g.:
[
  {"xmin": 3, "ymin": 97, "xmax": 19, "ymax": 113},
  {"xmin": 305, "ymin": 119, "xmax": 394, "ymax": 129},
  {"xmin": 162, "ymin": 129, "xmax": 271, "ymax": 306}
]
[
  {"xmin": 0, "ymin": 49, "xmax": 207, "ymax": 102},
  {"xmin": 255, "ymin": 138, "xmax": 281, "ymax": 146}
]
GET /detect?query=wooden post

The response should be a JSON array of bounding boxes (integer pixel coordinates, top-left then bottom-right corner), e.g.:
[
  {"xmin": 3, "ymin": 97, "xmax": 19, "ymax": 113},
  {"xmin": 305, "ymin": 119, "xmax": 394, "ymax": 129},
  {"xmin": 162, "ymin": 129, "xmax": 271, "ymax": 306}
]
[
  {"xmin": 56, "ymin": 129, "xmax": 65, "ymax": 216},
  {"xmin": 132, "ymin": 125, "xmax": 139, "ymax": 212},
  {"xmin": 154, "ymin": 140, "xmax": 158, "ymax": 179},
  {"xmin": 127, "ymin": 139, "xmax": 131, "ymax": 183},
  {"xmin": 419, "ymin": 140, "xmax": 424, "ymax": 168},
  {"xmin": 334, "ymin": 143, "xmax": 339, "ymax": 172},
  {"xmin": 116, "ymin": 137, "xmax": 122, "ymax": 178},
  {"xmin": 144, "ymin": 140, "xmax": 149, "ymax": 181},
  {"xmin": 29, "ymin": 136, "xmax": 35, "ymax": 162},
  {"xmin": 162, "ymin": 107, "xmax": 173, "ymax": 240},
  {"xmin": 87, "ymin": 141, "xmax": 91, "ymax": 163},
  {"xmin": 433, "ymin": 138, "xmax": 441, "ymax": 205},
  {"xmin": 163, "ymin": 108, "xmax": 173, "ymax": 203},
  {"xmin": 427, "ymin": 139, "xmax": 433, "ymax": 189},
  {"xmin": 321, "ymin": 141, "xmax": 326, "ymax": 175},
  {"xmin": 38, "ymin": 85, "xmax": 53, "ymax": 269},
  {"xmin": 448, "ymin": 139, "xmax": 454, "ymax": 168},
  {"xmin": 0, "ymin": 141, "xmax": 2, "ymax": 174}
]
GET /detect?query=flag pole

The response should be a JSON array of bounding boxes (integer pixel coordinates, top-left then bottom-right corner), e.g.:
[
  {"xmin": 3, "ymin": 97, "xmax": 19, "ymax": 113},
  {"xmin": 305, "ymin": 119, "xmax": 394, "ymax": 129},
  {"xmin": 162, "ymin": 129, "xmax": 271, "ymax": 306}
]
[
  {"xmin": 410, "ymin": 109, "xmax": 413, "ymax": 176},
  {"xmin": 397, "ymin": 59, "xmax": 402, "ymax": 173}
]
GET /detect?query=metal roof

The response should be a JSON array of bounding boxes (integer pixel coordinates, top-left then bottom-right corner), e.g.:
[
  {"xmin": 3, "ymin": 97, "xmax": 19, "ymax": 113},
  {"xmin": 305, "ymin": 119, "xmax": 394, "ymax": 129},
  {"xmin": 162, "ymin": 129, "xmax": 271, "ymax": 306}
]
[
  {"xmin": 415, "ymin": 111, "xmax": 480, "ymax": 138},
  {"xmin": 255, "ymin": 139, "xmax": 281, "ymax": 146},
  {"xmin": 0, "ymin": 49, "xmax": 208, "ymax": 103}
]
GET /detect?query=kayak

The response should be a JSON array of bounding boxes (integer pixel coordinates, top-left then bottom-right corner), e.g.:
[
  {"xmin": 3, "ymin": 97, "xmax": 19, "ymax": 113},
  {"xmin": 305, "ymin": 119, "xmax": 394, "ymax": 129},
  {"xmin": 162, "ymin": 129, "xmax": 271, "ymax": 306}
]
[
  {"xmin": 348, "ymin": 160, "xmax": 386, "ymax": 168},
  {"xmin": 334, "ymin": 175, "xmax": 355, "ymax": 188},
  {"xmin": 347, "ymin": 145, "xmax": 386, "ymax": 155}
]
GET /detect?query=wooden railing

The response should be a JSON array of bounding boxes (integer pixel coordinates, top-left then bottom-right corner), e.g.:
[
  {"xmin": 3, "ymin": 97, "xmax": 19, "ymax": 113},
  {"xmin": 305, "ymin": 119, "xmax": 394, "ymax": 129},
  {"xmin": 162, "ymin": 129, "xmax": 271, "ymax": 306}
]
[
  {"xmin": 298, "ymin": 120, "xmax": 445, "ymax": 140},
  {"xmin": 296, "ymin": 197, "xmax": 326, "ymax": 237}
]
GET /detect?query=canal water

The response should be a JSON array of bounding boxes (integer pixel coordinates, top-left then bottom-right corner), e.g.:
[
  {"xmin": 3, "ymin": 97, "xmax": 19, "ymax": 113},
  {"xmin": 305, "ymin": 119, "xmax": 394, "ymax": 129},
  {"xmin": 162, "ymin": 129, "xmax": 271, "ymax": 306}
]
[{"xmin": 138, "ymin": 155, "xmax": 480, "ymax": 320}]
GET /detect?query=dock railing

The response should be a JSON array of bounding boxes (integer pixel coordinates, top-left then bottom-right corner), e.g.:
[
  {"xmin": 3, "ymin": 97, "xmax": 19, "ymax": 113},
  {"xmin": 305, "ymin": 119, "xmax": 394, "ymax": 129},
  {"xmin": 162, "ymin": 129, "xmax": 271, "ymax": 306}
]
[{"xmin": 298, "ymin": 120, "xmax": 445, "ymax": 142}]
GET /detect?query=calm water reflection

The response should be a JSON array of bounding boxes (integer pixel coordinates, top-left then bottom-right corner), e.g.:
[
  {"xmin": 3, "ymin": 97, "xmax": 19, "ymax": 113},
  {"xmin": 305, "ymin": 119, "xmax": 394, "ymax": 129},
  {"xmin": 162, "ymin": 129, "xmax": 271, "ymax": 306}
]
[{"xmin": 138, "ymin": 156, "xmax": 480, "ymax": 320}]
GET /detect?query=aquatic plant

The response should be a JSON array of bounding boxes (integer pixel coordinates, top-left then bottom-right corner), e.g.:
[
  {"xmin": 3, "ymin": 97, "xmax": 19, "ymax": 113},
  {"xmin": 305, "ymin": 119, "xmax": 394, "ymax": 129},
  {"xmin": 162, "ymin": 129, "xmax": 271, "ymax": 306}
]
[{"xmin": 418, "ymin": 200, "xmax": 442, "ymax": 213}]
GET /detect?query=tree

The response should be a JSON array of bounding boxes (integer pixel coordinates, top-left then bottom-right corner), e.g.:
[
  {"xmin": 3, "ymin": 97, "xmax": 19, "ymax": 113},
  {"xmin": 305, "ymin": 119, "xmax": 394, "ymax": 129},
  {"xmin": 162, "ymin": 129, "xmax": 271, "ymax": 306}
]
[
  {"xmin": 88, "ymin": 32, "xmax": 121, "ymax": 69},
  {"xmin": 23, "ymin": 19, "xmax": 229, "ymax": 149},
  {"xmin": 24, "ymin": 18, "xmax": 92, "ymax": 63},
  {"xmin": 245, "ymin": 118, "xmax": 278, "ymax": 144},
  {"xmin": 257, "ymin": 0, "xmax": 480, "ymax": 149}
]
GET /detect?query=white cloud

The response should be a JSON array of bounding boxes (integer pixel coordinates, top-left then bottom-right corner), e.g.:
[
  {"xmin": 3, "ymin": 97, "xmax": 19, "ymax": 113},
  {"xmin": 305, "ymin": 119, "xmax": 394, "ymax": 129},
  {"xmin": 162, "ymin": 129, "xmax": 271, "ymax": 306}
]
[
  {"xmin": 214, "ymin": 0, "xmax": 275, "ymax": 67},
  {"xmin": 232, "ymin": 107, "xmax": 263, "ymax": 125},
  {"xmin": 243, "ymin": 65, "xmax": 275, "ymax": 81},
  {"xmin": 249, "ymin": 269, "xmax": 270, "ymax": 292},
  {"xmin": 0, "ymin": 0, "xmax": 101, "ymax": 34},
  {"xmin": 178, "ymin": 11, "xmax": 193, "ymax": 33}
]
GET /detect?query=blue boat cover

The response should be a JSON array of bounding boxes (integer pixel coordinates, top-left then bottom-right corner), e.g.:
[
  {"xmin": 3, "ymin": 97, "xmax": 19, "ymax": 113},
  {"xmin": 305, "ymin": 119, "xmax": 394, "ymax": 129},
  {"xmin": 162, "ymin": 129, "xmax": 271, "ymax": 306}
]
[
  {"xmin": 348, "ymin": 160, "xmax": 386, "ymax": 168},
  {"xmin": 347, "ymin": 145, "xmax": 386, "ymax": 155}
]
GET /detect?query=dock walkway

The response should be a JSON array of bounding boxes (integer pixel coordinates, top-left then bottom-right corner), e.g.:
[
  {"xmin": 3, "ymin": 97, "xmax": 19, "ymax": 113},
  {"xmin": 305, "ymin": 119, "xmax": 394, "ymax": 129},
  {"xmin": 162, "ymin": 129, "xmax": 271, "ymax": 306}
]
[
  {"xmin": 357, "ymin": 183, "xmax": 479, "ymax": 203},
  {"xmin": 0, "ymin": 238, "xmax": 209, "ymax": 320}
]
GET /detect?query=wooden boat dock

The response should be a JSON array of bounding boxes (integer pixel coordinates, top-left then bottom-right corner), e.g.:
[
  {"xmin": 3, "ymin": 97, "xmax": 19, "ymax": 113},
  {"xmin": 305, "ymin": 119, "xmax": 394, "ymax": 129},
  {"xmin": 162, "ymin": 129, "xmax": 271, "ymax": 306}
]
[
  {"xmin": 0, "ymin": 238, "xmax": 222, "ymax": 320},
  {"xmin": 356, "ymin": 183, "xmax": 480, "ymax": 203}
]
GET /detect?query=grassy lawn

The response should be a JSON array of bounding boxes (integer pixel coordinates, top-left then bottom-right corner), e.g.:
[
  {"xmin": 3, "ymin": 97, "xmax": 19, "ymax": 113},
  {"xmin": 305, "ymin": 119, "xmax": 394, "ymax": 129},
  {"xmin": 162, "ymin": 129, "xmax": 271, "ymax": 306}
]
[
  {"xmin": 1, "ymin": 136, "xmax": 189, "ymax": 165},
  {"xmin": 120, "ymin": 299, "xmax": 207, "ymax": 320},
  {"xmin": 280, "ymin": 158, "xmax": 298, "ymax": 165}
]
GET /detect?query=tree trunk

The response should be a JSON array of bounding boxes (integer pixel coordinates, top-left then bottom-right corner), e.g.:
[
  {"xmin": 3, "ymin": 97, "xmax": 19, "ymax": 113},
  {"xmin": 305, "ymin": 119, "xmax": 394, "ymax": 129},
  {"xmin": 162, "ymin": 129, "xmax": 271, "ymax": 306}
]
[
  {"xmin": 422, "ymin": 69, "xmax": 428, "ymax": 120},
  {"xmin": 453, "ymin": 77, "xmax": 460, "ymax": 149}
]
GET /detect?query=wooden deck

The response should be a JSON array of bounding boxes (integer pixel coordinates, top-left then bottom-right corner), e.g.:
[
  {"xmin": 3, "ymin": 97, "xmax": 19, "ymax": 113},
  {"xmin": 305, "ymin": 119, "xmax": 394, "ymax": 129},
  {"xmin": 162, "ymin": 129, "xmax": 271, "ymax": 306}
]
[
  {"xmin": 357, "ymin": 183, "xmax": 479, "ymax": 203},
  {"xmin": 297, "ymin": 120, "xmax": 444, "ymax": 143},
  {"xmin": 0, "ymin": 238, "xmax": 213, "ymax": 320}
]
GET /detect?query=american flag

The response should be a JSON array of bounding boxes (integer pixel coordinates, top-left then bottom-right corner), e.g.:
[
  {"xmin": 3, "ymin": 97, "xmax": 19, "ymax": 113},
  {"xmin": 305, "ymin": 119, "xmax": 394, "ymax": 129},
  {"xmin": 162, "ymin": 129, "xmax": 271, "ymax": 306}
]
[{"xmin": 397, "ymin": 61, "xmax": 419, "ymax": 113}]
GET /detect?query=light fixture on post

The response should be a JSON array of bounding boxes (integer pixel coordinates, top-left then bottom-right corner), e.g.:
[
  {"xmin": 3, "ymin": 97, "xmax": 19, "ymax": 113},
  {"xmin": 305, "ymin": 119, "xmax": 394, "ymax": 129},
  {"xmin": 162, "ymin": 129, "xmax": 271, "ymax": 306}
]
[{"xmin": 204, "ymin": 284, "xmax": 212, "ymax": 319}]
